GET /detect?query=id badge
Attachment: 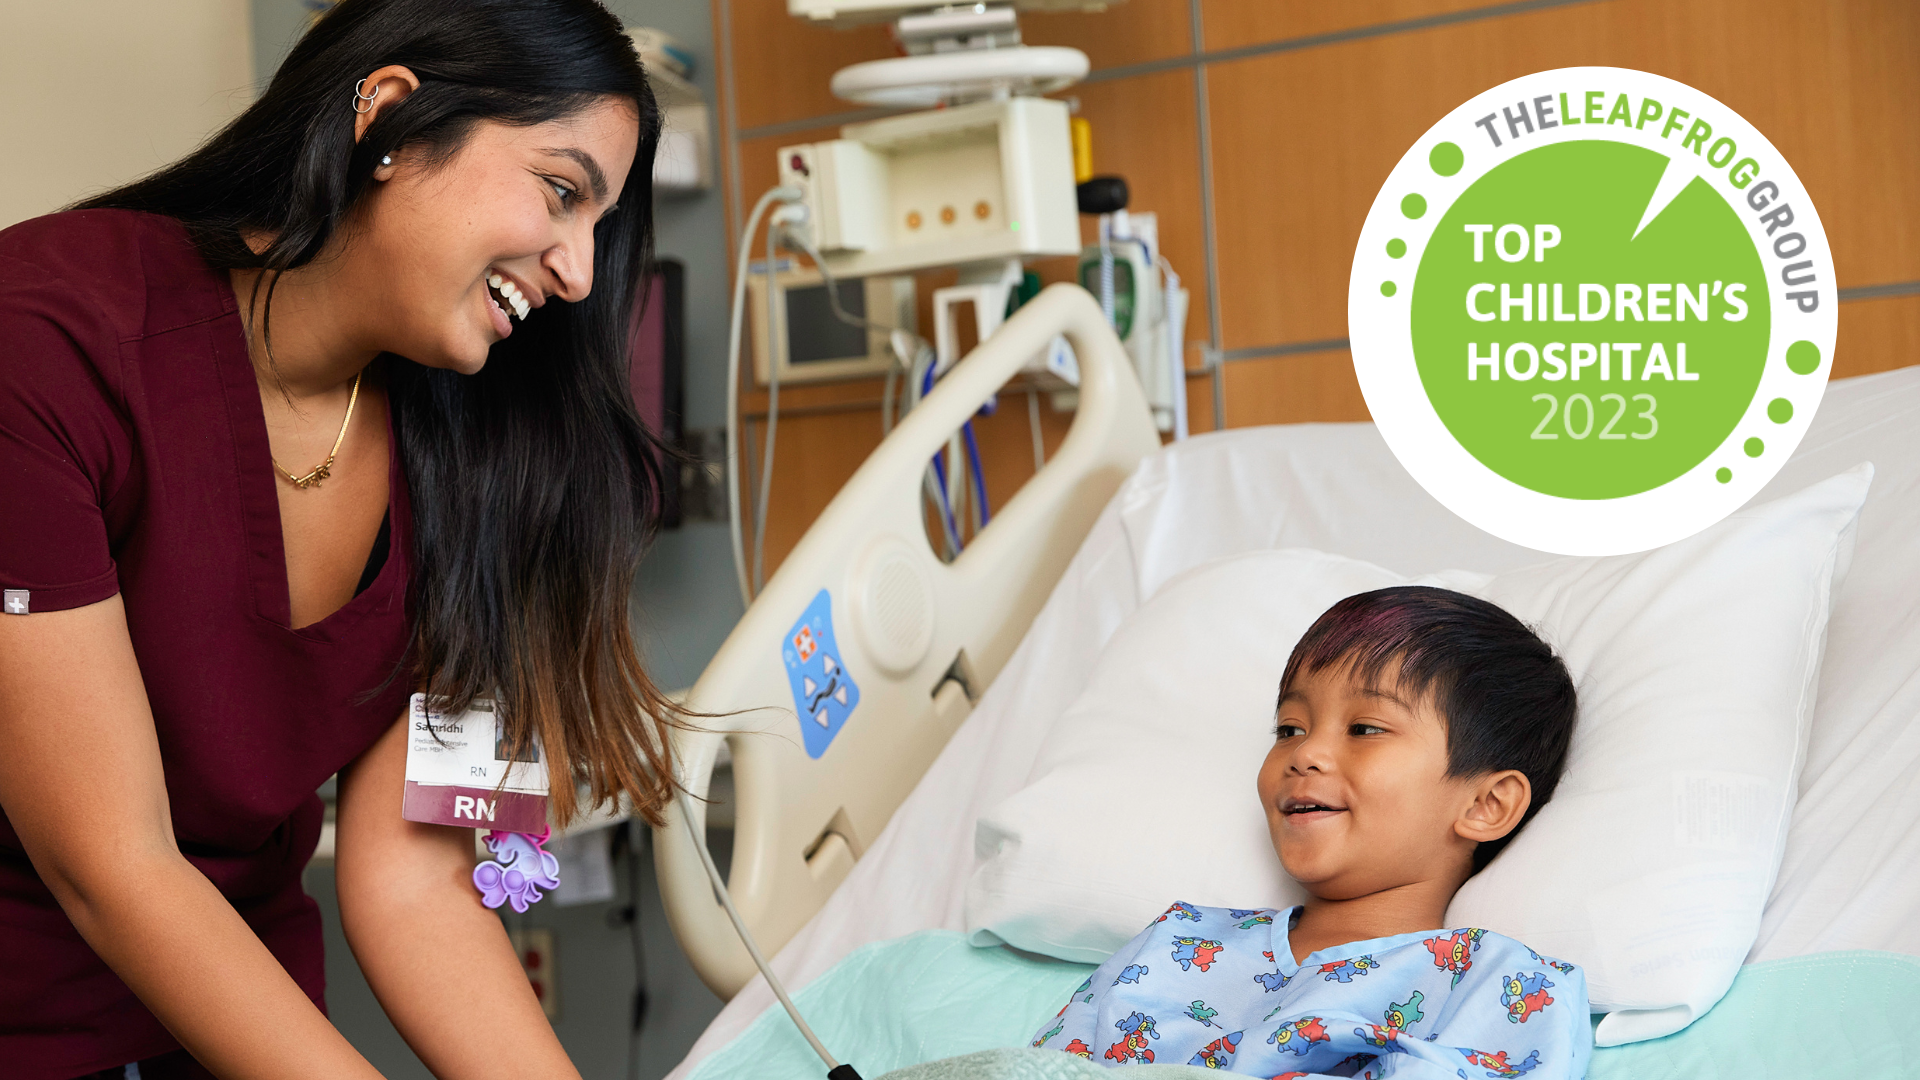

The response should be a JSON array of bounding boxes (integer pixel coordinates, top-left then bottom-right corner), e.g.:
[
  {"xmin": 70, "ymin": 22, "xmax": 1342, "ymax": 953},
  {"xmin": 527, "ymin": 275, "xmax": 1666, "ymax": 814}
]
[{"xmin": 401, "ymin": 694, "xmax": 550, "ymax": 832}]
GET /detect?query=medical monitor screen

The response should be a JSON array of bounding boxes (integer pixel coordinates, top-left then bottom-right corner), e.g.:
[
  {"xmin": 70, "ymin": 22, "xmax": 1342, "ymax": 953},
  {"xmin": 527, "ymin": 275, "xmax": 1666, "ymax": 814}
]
[{"xmin": 785, "ymin": 280, "xmax": 868, "ymax": 365}]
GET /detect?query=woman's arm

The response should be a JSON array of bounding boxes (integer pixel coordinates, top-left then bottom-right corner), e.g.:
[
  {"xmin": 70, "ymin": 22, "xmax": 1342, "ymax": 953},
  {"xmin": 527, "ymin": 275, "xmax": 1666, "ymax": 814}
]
[
  {"xmin": 334, "ymin": 712, "xmax": 581, "ymax": 1080},
  {"xmin": 0, "ymin": 597, "xmax": 382, "ymax": 1080}
]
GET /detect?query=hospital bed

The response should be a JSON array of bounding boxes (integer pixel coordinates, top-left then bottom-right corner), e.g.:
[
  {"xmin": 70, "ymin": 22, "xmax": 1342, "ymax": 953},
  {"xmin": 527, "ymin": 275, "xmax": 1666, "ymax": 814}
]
[{"xmin": 654, "ymin": 284, "xmax": 1920, "ymax": 1077}]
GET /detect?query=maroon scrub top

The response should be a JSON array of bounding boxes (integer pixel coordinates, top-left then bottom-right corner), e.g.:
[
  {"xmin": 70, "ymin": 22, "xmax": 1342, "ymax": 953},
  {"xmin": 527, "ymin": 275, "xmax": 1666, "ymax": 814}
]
[{"xmin": 0, "ymin": 210, "xmax": 415, "ymax": 1077}]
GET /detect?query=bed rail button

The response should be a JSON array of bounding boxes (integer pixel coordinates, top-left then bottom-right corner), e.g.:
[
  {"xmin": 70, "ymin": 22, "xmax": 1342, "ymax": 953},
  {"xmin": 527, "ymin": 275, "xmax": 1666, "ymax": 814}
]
[{"xmin": 852, "ymin": 538, "xmax": 936, "ymax": 674}]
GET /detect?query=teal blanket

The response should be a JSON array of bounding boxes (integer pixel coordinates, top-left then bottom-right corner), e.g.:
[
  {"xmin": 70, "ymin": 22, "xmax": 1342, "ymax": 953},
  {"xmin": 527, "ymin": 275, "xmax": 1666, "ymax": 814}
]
[{"xmin": 687, "ymin": 932, "xmax": 1917, "ymax": 1079}]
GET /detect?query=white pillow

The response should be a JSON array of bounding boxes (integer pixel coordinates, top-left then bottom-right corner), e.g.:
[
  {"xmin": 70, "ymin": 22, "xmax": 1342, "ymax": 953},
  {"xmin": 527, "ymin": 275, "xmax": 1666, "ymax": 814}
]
[{"xmin": 965, "ymin": 465, "xmax": 1869, "ymax": 1045}]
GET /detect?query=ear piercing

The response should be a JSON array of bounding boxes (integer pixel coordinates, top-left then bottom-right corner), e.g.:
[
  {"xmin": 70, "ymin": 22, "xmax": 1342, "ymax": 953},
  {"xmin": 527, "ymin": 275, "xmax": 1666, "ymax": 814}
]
[{"xmin": 359, "ymin": 83, "xmax": 393, "ymax": 172}]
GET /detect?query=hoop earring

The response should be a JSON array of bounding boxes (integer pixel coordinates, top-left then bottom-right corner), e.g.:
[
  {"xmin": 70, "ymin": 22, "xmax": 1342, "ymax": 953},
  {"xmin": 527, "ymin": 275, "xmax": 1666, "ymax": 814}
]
[{"xmin": 353, "ymin": 78, "xmax": 378, "ymax": 114}]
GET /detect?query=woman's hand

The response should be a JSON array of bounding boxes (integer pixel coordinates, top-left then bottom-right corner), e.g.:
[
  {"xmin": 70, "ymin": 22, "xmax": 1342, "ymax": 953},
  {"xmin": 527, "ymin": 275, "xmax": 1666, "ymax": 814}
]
[
  {"xmin": 0, "ymin": 596, "xmax": 383, "ymax": 1079},
  {"xmin": 334, "ymin": 714, "xmax": 582, "ymax": 1080}
]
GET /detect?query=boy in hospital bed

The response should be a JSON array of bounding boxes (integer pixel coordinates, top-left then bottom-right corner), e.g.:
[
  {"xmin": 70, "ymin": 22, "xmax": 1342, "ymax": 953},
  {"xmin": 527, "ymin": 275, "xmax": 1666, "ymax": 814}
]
[{"xmin": 1031, "ymin": 587, "xmax": 1590, "ymax": 1078}]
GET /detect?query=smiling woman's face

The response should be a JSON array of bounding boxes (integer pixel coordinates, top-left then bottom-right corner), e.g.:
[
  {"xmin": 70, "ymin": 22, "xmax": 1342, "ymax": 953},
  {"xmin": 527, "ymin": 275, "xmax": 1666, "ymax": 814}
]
[{"xmin": 348, "ymin": 95, "xmax": 639, "ymax": 373}]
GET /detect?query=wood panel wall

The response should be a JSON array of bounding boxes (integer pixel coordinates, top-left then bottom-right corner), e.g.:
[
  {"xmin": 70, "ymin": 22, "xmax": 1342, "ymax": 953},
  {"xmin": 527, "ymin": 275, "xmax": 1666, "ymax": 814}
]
[{"xmin": 712, "ymin": 0, "xmax": 1920, "ymax": 572}]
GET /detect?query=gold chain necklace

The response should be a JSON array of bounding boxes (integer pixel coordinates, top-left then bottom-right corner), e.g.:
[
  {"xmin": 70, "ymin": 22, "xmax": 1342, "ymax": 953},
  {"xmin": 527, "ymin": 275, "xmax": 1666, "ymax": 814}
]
[{"xmin": 274, "ymin": 371, "xmax": 361, "ymax": 489}]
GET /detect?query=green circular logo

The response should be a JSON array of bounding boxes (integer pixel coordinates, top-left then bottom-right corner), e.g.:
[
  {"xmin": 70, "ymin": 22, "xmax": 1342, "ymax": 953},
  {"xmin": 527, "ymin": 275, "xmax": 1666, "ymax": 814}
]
[
  {"xmin": 1351, "ymin": 68, "xmax": 1836, "ymax": 555},
  {"xmin": 1411, "ymin": 139, "xmax": 1769, "ymax": 500}
]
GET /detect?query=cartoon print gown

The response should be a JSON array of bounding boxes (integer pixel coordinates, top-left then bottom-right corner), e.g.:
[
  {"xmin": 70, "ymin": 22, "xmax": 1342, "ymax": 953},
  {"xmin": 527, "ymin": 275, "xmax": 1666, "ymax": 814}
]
[{"xmin": 1030, "ymin": 903, "xmax": 1591, "ymax": 1079}]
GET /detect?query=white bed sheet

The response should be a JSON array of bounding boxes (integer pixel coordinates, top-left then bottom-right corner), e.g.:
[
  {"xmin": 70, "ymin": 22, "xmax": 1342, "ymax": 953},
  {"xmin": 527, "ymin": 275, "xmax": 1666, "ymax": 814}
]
[{"xmin": 668, "ymin": 366, "xmax": 1920, "ymax": 1078}]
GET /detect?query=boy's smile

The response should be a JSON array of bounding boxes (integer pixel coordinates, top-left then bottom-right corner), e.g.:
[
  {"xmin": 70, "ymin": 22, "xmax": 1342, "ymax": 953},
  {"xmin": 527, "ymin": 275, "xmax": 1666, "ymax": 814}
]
[{"xmin": 1279, "ymin": 796, "xmax": 1348, "ymax": 824}]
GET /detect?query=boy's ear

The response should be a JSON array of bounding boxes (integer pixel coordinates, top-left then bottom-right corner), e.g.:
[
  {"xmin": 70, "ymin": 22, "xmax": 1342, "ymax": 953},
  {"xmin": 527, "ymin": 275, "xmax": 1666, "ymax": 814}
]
[{"xmin": 1454, "ymin": 770, "xmax": 1532, "ymax": 845}]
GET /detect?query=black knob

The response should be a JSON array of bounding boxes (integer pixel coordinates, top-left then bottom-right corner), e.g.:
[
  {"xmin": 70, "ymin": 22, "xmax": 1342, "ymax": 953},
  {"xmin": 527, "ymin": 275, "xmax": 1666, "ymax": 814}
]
[{"xmin": 1076, "ymin": 175, "xmax": 1129, "ymax": 215}]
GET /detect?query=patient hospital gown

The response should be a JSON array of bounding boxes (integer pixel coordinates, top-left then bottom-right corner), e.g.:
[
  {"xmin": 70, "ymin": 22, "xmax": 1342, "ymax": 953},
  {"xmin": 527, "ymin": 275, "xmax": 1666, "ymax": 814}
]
[{"xmin": 1029, "ymin": 902, "xmax": 1590, "ymax": 1079}]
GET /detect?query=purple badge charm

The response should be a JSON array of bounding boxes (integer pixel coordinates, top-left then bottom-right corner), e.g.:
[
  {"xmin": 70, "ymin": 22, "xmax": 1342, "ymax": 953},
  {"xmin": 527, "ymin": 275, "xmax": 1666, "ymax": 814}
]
[{"xmin": 473, "ymin": 826, "xmax": 561, "ymax": 912}]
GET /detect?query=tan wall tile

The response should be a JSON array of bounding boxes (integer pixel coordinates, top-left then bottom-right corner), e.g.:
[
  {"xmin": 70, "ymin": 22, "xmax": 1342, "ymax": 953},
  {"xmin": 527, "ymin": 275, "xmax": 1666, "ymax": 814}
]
[
  {"xmin": 1209, "ymin": 0, "xmax": 1920, "ymax": 353},
  {"xmin": 1835, "ymin": 293, "xmax": 1920, "ymax": 379},
  {"xmin": 1202, "ymin": 0, "xmax": 1502, "ymax": 52},
  {"xmin": 1025, "ymin": 0, "xmax": 1195, "ymax": 69},
  {"xmin": 1220, "ymin": 349, "xmax": 1373, "ymax": 426}
]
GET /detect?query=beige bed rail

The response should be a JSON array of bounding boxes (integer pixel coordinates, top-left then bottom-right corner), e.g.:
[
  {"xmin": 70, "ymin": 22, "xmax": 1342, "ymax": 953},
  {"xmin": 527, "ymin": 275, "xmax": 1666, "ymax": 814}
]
[{"xmin": 653, "ymin": 284, "xmax": 1160, "ymax": 997}]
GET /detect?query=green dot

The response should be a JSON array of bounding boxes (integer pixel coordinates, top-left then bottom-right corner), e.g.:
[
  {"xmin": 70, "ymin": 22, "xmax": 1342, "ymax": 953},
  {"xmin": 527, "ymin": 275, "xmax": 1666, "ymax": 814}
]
[
  {"xmin": 1429, "ymin": 141, "xmax": 1465, "ymax": 177},
  {"xmin": 1786, "ymin": 340, "xmax": 1820, "ymax": 375},
  {"xmin": 1401, "ymin": 193, "xmax": 1427, "ymax": 219},
  {"xmin": 1380, "ymin": 281, "xmax": 1397, "ymax": 297},
  {"xmin": 1386, "ymin": 238, "xmax": 1407, "ymax": 259},
  {"xmin": 1744, "ymin": 437, "xmax": 1764, "ymax": 458},
  {"xmin": 1716, "ymin": 467, "xmax": 1732, "ymax": 484},
  {"xmin": 1767, "ymin": 397, "xmax": 1793, "ymax": 424}
]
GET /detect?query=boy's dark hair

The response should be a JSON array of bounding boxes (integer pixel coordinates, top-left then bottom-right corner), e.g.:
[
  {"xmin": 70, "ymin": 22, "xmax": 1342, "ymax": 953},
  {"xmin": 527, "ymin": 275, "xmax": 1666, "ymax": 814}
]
[{"xmin": 1277, "ymin": 586, "xmax": 1577, "ymax": 872}]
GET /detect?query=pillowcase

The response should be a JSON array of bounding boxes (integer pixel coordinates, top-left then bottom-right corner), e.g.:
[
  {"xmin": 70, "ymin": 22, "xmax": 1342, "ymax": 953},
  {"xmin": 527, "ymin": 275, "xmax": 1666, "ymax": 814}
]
[{"xmin": 965, "ymin": 465, "xmax": 1870, "ymax": 1045}]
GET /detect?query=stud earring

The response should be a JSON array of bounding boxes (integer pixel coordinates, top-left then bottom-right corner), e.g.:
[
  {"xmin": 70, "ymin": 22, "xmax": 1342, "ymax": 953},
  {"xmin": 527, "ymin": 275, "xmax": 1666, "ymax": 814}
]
[{"xmin": 381, "ymin": 155, "xmax": 392, "ymax": 166}]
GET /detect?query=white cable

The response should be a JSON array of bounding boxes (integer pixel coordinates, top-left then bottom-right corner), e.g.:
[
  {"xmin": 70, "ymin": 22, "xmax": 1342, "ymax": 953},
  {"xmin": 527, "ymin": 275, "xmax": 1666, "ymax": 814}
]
[
  {"xmin": 908, "ymin": 342, "xmax": 926, "ymax": 408},
  {"xmin": 781, "ymin": 229, "xmax": 928, "ymax": 351},
  {"xmin": 887, "ymin": 338, "xmax": 928, "ymax": 436},
  {"xmin": 966, "ymin": 437, "xmax": 982, "ymax": 537},
  {"xmin": 776, "ymin": 227, "xmax": 947, "ymax": 563},
  {"xmin": 1026, "ymin": 388, "xmax": 1044, "ymax": 471},
  {"xmin": 923, "ymin": 469, "xmax": 961, "ymax": 560},
  {"xmin": 739, "ymin": 415, "xmax": 758, "ymax": 555},
  {"xmin": 1159, "ymin": 254, "xmax": 1189, "ymax": 441},
  {"xmin": 779, "ymin": 242, "xmax": 960, "ymax": 553},
  {"xmin": 727, "ymin": 186, "xmax": 801, "ymax": 609},
  {"xmin": 675, "ymin": 788, "xmax": 842, "ymax": 1072},
  {"xmin": 752, "ymin": 223, "xmax": 781, "ymax": 595},
  {"xmin": 905, "ymin": 346, "xmax": 961, "ymax": 559},
  {"xmin": 882, "ymin": 363, "xmax": 897, "ymax": 434},
  {"xmin": 777, "ymin": 227, "xmax": 934, "ymax": 446},
  {"xmin": 1097, "ymin": 214, "xmax": 1115, "ymax": 327},
  {"xmin": 947, "ymin": 435, "xmax": 966, "ymax": 542}
]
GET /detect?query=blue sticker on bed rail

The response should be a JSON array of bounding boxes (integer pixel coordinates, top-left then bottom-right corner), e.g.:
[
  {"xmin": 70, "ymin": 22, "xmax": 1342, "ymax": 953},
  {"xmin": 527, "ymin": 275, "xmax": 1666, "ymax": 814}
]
[{"xmin": 781, "ymin": 589, "xmax": 861, "ymax": 759}]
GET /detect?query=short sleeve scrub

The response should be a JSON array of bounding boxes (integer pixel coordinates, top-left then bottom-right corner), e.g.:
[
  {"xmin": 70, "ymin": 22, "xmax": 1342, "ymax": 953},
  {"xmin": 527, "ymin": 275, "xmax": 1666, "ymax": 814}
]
[{"xmin": 0, "ymin": 210, "xmax": 415, "ymax": 1078}]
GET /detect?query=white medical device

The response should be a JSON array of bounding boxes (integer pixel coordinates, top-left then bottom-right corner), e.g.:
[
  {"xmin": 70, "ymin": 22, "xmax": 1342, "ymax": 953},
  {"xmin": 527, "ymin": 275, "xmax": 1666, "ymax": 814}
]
[
  {"xmin": 788, "ymin": 0, "xmax": 1117, "ymax": 27},
  {"xmin": 771, "ymin": 3, "xmax": 1094, "ymax": 383},
  {"xmin": 727, "ymin": 2, "xmax": 1114, "ymax": 614},
  {"xmin": 746, "ymin": 264, "xmax": 916, "ymax": 386},
  {"xmin": 1078, "ymin": 210, "xmax": 1190, "ymax": 435},
  {"xmin": 776, "ymin": 97, "xmax": 1081, "ymax": 280}
]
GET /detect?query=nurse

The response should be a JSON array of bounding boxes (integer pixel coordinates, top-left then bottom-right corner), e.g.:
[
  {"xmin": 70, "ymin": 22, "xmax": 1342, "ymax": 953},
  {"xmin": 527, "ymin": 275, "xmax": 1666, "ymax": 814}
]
[{"xmin": 0, "ymin": 1, "xmax": 680, "ymax": 1077}]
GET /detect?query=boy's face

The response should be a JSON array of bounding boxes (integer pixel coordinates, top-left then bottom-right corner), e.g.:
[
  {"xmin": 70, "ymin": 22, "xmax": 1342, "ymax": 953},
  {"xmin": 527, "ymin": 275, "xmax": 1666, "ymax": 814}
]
[{"xmin": 1256, "ymin": 662, "xmax": 1496, "ymax": 901}]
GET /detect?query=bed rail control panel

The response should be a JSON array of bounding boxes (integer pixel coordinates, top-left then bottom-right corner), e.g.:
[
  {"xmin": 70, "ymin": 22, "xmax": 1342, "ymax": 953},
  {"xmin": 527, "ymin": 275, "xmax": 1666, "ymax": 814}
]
[
  {"xmin": 654, "ymin": 284, "xmax": 1161, "ymax": 997},
  {"xmin": 780, "ymin": 591, "xmax": 863, "ymax": 760}
]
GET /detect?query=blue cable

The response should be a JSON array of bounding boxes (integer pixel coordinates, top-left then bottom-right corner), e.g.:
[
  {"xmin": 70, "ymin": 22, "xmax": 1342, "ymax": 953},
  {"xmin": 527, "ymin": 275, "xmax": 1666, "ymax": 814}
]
[
  {"xmin": 921, "ymin": 357, "xmax": 995, "ymax": 545},
  {"xmin": 921, "ymin": 362, "xmax": 961, "ymax": 551},
  {"xmin": 962, "ymin": 422, "xmax": 990, "ymax": 526},
  {"xmin": 930, "ymin": 448, "xmax": 950, "ymax": 503}
]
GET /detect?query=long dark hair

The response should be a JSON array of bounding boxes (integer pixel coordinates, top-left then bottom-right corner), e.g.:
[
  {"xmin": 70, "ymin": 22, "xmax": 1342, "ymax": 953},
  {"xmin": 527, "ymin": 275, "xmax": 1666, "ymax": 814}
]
[{"xmin": 79, "ymin": 0, "xmax": 682, "ymax": 826}]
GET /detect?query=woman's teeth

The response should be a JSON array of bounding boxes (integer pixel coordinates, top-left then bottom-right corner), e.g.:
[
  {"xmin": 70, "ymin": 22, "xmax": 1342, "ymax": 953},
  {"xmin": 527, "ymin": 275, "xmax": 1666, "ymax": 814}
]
[{"xmin": 487, "ymin": 272, "xmax": 531, "ymax": 321}]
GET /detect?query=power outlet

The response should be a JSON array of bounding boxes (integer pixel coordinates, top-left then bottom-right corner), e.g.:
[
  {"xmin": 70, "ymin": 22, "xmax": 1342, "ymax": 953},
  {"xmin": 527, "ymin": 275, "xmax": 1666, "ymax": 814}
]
[{"xmin": 507, "ymin": 928, "xmax": 560, "ymax": 1020}]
